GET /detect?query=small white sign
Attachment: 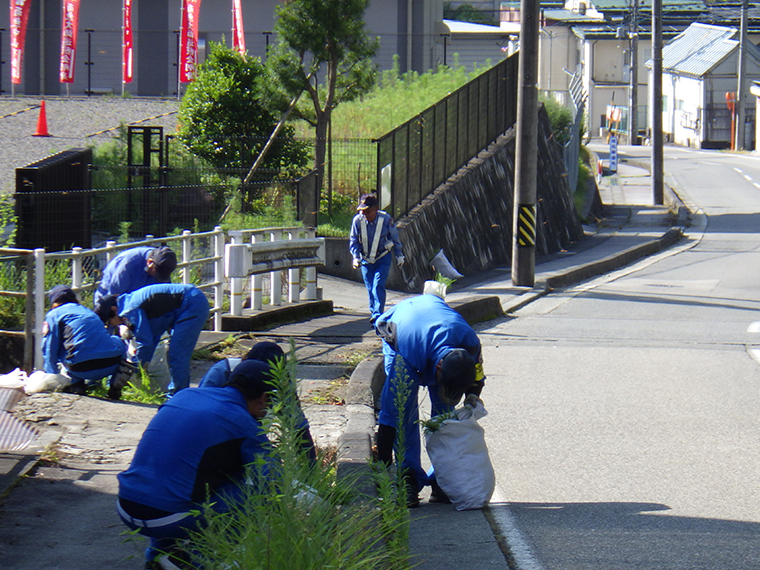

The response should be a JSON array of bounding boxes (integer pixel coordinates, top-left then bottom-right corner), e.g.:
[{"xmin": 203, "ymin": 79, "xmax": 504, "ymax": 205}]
[{"xmin": 609, "ymin": 135, "xmax": 618, "ymax": 173}]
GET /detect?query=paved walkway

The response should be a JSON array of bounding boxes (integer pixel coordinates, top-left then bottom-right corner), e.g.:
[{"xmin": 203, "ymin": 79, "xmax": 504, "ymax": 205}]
[{"xmin": 0, "ymin": 149, "xmax": 689, "ymax": 570}]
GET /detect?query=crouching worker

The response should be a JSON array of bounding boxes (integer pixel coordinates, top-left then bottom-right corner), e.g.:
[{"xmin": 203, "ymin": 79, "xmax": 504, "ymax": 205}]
[
  {"xmin": 95, "ymin": 283, "xmax": 209, "ymax": 395},
  {"xmin": 374, "ymin": 294, "xmax": 485, "ymax": 508},
  {"xmin": 117, "ymin": 360, "xmax": 277, "ymax": 569},
  {"xmin": 42, "ymin": 285, "xmax": 131, "ymax": 398},
  {"xmin": 199, "ymin": 341, "xmax": 317, "ymax": 464}
]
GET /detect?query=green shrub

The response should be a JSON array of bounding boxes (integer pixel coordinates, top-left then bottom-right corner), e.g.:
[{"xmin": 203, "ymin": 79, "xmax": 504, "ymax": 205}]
[{"xmin": 183, "ymin": 344, "xmax": 410, "ymax": 569}]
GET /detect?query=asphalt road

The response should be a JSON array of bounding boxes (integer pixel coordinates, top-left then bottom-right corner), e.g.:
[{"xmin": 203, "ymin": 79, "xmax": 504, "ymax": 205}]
[{"xmin": 480, "ymin": 145, "xmax": 760, "ymax": 569}]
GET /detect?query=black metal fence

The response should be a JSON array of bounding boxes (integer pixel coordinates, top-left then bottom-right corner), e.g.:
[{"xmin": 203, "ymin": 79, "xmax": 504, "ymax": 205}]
[
  {"xmin": 15, "ymin": 148, "xmax": 93, "ymax": 252},
  {"xmin": 375, "ymin": 52, "xmax": 519, "ymax": 219},
  {"xmin": 13, "ymin": 136, "xmax": 377, "ymax": 250}
]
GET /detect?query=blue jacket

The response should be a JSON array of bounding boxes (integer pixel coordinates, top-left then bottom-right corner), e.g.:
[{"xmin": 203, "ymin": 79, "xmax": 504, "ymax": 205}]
[
  {"xmin": 42, "ymin": 302, "xmax": 126, "ymax": 374},
  {"xmin": 118, "ymin": 386, "xmax": 271, "ymax": 513},
  {"xmin": 349, "ymin": 210, "xmax": 403, "ymax": 265},
  {"xmin": 94, "ymin": 247, "xmax": 156, "ymax": 304},
  {"xmin": 199, "ymin": 358, "xmax": 239, "ymax": 388},
  {"xmin": 118, "ymin": 283, "xmax": 208, "ymax": 365},
  {"xmin": 375, "ymin": 294, "xmax": 481, "ymax": 387}
]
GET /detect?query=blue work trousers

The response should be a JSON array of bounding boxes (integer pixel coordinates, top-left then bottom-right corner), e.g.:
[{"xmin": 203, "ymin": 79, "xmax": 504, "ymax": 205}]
[
  {"xmin": 166, "ymin": 289, "xmax": 210, "ymax": 393},
  {"xmin": 118, "ymin": 480, "xmax": 246, "ymax": 564},
  {"xmin": 377, "ymin": 342, "xmax": 454, "ymax": 489},
  {"xmin": 360, "ymin": 254, "xmax": 392, "ymax": 321}
]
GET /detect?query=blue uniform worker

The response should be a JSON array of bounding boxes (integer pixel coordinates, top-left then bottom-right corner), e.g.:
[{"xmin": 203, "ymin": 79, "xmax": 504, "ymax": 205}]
[
  {"xmin": 374, "ymin": 294, "xmax": 485, "ymax": 506},
  {"xmin": 117, "ymin": 360, "xmax": 276, "ymax": 567},
  {"xmin": 199, "ymin": 342, "xmax": 317, "ymax": 463},
  {"xmin": 96, "ymin": 283, "xmax": 209, "ymax": 394},
  {"xmin": 94, "ymin": 245, "xmax": 177, "ymax": 304},
  {"xmin": 198, "ymin": 341, "xmax": 285, "ymax": 388},
  {"xmin": 42, "ymin": 285, "xmax": 127, "ymax": 395},
  {"xmin": 349, "ymin": 193, "xmax": 405, "ymax": 322}
]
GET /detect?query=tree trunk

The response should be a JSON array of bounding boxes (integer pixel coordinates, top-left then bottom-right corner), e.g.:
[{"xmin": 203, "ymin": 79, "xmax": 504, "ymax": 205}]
[{"xmin": 314, "ymin": 111, "xmax": 330, "ymax": 195}]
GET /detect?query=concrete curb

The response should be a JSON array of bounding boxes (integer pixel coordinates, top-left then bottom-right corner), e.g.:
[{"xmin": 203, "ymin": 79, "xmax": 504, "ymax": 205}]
[{"xmin": 544, "ymin": 227, "xmax": 684, "ymax": 290}]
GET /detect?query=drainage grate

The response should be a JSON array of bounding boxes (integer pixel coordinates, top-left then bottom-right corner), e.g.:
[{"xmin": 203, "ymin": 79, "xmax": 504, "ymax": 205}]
[{"xmin": 0, "ymin": 387, "xmax": 40, "ymax": 451}]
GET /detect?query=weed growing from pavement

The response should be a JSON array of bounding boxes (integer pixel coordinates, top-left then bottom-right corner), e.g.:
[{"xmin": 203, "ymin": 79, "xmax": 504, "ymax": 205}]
[
  {"xmin": 89, "ymin": 365, "xmax": 165, "ymax": 405},
  {"xmin": 369, "ymin": 354, "xmax": 412, "ymax": 569},
  {"xmin": 180, "ymin": 341, "xmax": 410, "ymax": 569}
]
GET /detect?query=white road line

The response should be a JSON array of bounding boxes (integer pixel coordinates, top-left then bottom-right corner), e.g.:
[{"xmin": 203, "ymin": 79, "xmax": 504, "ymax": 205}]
[
  {"xmin": 744, "ymin": 174, "xmax": 753, "ymax": 181},
  {"xmin": 734, "ymin": 167, "xmax": 744, "ymax": 173},
  {"xmin": 489, "ymin": 487, "xmax": 548, "ymax": 570},
  {"xmin": 747, "ymin": 322, "xmax": 760, "ymax": 333},
  {"xmin": 754, "ymin": 182, "xmax": 760, "ymax": 189}
]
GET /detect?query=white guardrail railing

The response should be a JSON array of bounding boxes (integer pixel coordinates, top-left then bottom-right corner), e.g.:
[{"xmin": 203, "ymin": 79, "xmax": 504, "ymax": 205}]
[{"xmin": 0, "ymin": 226, "xmax": 324, "ymax": 372}]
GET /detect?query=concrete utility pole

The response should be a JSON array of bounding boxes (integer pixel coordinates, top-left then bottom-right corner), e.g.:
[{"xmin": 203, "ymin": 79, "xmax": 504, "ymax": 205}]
[
  {"xmin": 736, "ymin": 0, "xmax": 748, "ymax": 150},
  {"xmin": 629, "ymin": 0, "xmax": 639, "ymax": 145},
  {"xmin": 651, "ymin": 0, "xmax": 663, "ymax": 204},
  {"xmin": 512, "ymin": 0, "xmax": 540, "ymax": 287}
]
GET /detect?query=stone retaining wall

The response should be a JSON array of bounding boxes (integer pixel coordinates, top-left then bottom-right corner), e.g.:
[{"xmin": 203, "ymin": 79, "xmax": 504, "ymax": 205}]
[{"xmin": 320, "ymin": 105, "xmax": 585, "ymax": 293}]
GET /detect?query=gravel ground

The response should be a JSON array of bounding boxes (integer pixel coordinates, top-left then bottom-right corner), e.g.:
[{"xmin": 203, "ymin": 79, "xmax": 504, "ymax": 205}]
[{"xmin": 0, "ymin": 96, "xmax": 180, "ymax": 195}]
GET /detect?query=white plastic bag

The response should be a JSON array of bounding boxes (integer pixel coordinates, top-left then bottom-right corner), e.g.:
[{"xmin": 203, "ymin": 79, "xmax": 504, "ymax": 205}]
[
  {"xmin": 24, "ymin": 370, "xmax": 71, "ymax": 394},
  {"xmin": 0, "ymin": 368, "xmax": 27, "ymax": 389},
  {"xmin": 131, "ymin": 337, "xmax": 172, "ymax": 393},
  {"xmin": 423, "ymin": 280, "xmax": 447, "ymax": 299},
  {"xmin": 424, "ymin": 398, "xmax": 495, "ymax": 510}
]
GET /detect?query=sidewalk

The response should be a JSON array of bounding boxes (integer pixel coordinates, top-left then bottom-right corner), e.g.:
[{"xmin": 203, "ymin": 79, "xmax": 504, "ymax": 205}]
[{"xmin": 0, "ymin": 154, "xmax": 690, "ymax": 570}]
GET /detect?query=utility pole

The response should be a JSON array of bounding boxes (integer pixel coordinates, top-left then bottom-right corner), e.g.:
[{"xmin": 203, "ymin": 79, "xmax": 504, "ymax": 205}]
[
  {"xmin": 651, "ymin": 0, "xmax": 663, "ymax": 204},
  {"xmin": 736, "ymin": 0, "xmax": 748, "ymax": 150},
  {"xmin": 512, "ymin": 0, "xmax": 540, "ymax": 287},
  {"xmin": 629, "ymin": 0, "xmax": 639, "ymax": 145}
]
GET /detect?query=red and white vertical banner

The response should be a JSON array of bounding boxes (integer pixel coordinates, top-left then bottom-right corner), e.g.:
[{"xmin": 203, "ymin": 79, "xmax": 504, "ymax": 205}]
[
  {"xmin": 10, "ymin": 0, "xmax": 32, "ymax": 85},
  {"xmin": 59, "ymin": 0, "xmax": 80, "ymax": 83},
  {"xmin": 180, "ymin": 0, "xmax": 201, "ymax": 82},
  {"xmin": 122, "ymin": 0, "xmax": 133, "ymax": 83},
  {"xmin": 232, "ymin": 0, "xmax": 245, "ymax": 55}
]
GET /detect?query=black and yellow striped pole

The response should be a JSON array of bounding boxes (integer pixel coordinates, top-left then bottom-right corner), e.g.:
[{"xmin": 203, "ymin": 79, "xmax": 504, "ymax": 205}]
[{"xmin": 512, "ymin": 0, "xmax": 540, "ymax": 287}]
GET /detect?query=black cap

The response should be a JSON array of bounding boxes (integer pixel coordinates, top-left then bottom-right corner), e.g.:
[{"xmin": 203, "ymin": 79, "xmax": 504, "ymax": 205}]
[
  {"xmin": 245, "ymin": 341, "xmax": 285, "ymax": 365},
  {"xmin": 357, "ymin": 193, "xmax": 378, "ymax": 210},
  {"xmin": 94, "ymin": 294, "xmax": 118, "ymax": 323},
  {"xmin": 438, "ymin": 348, "xmax": 476, "ymax": 405},
  {"xmin": 48, "ymin": 285, "xmax": 78, "ymax": 306},
  {"xmin": 226, "ymin": 360, "xmax": 277, "ymax": 400},
  {"xmin": 149, "ymin": 246, "xmax": 177, "ymax": 282}
]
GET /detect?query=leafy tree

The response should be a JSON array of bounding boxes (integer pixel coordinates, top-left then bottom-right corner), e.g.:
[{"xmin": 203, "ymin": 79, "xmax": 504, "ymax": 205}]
[
  {"xmin": 268, "ymin": 0, "xmax": 379, "ymax": 192},
  {"xmin": 443, "ymin": 2, "xmax": 497, "ymax": 26},
  {"xmin": 178, "ymin": 42, "xmax": 308, "ymax": 184}
]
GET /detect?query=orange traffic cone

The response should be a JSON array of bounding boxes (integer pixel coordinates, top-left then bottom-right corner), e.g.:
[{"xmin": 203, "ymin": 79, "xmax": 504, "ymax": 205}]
[{"xmin": 33, "ymin": 101, "xmax": 50, "ymax": 137}]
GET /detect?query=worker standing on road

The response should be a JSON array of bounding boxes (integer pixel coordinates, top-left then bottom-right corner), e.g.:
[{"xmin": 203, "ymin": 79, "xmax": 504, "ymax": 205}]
[
  {"xmin": 116, "ymin": 360, "xmax": 277, "ymax": 569},
  {"xmin": 42, "ymin": 285, "xmax": 132, "ymax": 399},
  {"xmin": 374, "ymin": 293, "xmax": 485, "ymax": 507},
  {"xmin": 95, "ymin": 283, "xmax": 209, "ymax": 395},
  {"xmin": 349, "ymin": 193, "xmax": 405, "ymax": 323},
  {"xmin": 93, "ymin": 245, "xmax": 177, "ymax": 305}
]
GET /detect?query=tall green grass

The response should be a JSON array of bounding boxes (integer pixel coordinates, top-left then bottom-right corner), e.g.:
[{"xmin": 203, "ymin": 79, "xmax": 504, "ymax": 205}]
[{"xmin": 184, "ymin": 342, "xmax": 410, "ymax": 570}]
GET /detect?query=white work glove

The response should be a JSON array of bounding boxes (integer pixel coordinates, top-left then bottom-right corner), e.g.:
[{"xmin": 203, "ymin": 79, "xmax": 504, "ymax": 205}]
[
  {"xmin": 396, "ymin": 256, "xmax": 405, "ymax": 268},
  {"xmin": 118, "ymin": 324, "xmax": 133, "ymax": 341},
  {"xmin": 352, "ymin": 258, "xmax": 360, "ymax": 269}
]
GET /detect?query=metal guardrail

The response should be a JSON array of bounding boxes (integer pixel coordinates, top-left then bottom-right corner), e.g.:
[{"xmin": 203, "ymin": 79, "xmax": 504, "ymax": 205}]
[
  {"xmin": 0, "ymin": 248, "xmax": 36, "ymax": 372},
  {"xmin": 0, "ymin": 226, "xmax": 322, "ymax": 373},
  {"xmin": 227, "ymin": 228, "xmax": 323, "ymax": 315}
]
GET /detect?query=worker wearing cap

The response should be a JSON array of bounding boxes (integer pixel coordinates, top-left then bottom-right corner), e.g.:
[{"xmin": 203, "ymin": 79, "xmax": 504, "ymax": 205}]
[
  {"xmin": 349, "ymin": 193, "xmax": 405, "ymax": 323},
  {"xmin": 374, "ymin": 293, "xmax": 485, "ymax": 507},
  {"xmin": 93, "ymin": 245, "xmax": 178, "ymax": 305},
  {"xmin": 199, "ymin": 340, "xmax": 317, "ymax": 463},
  {"xmin": 95, "ymin": 283, "xmax": 209, "ymax": 395},
  {"xmin": 116, "ymin": 360, "xmax": 277, "ymax": 568},
  {"xmin": 42, "ymin": 285, "xmax": 130, "ymax": 398}
]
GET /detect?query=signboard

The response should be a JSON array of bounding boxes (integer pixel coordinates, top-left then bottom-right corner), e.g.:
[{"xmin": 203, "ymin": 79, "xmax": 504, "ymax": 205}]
[{"xmin": 609, "ymin": 135, "xmax": 618, "ymax": 173}]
